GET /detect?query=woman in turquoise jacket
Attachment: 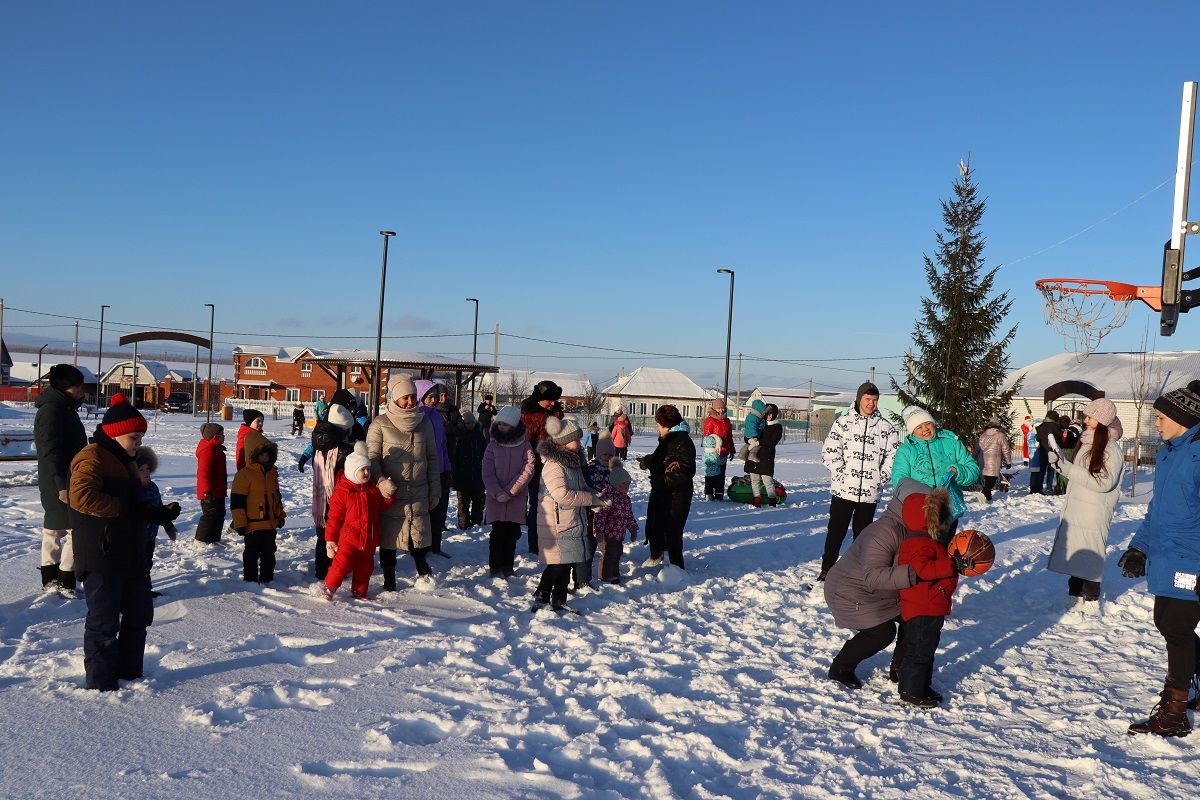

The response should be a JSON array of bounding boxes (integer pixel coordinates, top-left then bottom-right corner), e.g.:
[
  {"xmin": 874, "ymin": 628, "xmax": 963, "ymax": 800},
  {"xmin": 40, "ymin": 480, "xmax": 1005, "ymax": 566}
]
[
  {"xmin": 1119, "ymin": 380, "xmax": 1200, "ymax": 738},
  {"xmin": 891, "ymin": 406, "xmax": 981, "ymax": 495}
]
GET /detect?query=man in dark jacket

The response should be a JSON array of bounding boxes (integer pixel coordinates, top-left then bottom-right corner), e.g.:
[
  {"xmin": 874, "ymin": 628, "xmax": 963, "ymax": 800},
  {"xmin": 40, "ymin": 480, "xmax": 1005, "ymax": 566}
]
[
  {"xmin": 476, "ymin": 394, "xmax": 497, "ymax": 432},
  {"xmin": 640, "ymin": 405, "xmax": 697, "ymax": 568},
  {"xmin": 34, "ymin": 364, "xmax": 89, "ymax": 593},
  {"xmin": 1031, "ymin": 411, "xmax": 1061, "ymax": 495}
]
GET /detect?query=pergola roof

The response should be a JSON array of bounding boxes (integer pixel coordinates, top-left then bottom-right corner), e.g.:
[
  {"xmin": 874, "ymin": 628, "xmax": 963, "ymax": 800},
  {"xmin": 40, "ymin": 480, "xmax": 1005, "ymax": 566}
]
[{"xmin": 304, "ymin": 350, "xmax": 498, "ymax": 374}]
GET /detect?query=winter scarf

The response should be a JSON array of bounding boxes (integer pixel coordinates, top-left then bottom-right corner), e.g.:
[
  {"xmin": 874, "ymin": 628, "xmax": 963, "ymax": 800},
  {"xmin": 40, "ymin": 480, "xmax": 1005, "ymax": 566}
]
[{"xmin": 384, "ymin": 402, "xmax": 424, "ymax": 433}]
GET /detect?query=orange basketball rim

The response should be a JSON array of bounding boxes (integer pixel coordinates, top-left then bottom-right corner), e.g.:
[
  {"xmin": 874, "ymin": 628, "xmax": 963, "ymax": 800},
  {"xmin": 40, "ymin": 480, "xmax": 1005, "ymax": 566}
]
[{"xmin": 1035, "ymin": 278, "xmax": 1163, "ymax": 311}]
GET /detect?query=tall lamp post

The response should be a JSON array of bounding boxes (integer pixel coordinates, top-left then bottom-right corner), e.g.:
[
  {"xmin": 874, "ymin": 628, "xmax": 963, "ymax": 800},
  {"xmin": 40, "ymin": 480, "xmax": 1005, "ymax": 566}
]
[
  {"xmin": 465, "ymin": 297, "xmax": 479, "ymax": 410},
  {"xmin": 97, "ymin": 304, "xmax": 110, "ymax": 407},
  {"xmin": 716, "ymin": 268, "xmax": 735, "ymax": 404},
  {"xmin": 204, "ymin": 303, "xmax": 215, "ymax": 423},
  {"xmin": 373, "ymin": 230, "xmax": 396, "ymax": 418}
]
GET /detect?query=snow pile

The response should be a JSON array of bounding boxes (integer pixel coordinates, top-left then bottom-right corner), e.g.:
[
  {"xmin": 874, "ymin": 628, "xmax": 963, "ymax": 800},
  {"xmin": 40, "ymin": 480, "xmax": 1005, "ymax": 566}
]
[{"xmin": 0, "ymin": 407, "xmax": 1196, "ymax": 798}]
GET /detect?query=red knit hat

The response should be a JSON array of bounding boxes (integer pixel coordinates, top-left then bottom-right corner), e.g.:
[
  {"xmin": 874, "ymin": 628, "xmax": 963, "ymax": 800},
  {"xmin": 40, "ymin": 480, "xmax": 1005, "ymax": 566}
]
[
  {"xmin": 101, "ymin": 393, "xmax": 148, "ymax": 437},
  {"xmin": 901, "ymin": 493, "xmax": 929, "ymax": 532}
]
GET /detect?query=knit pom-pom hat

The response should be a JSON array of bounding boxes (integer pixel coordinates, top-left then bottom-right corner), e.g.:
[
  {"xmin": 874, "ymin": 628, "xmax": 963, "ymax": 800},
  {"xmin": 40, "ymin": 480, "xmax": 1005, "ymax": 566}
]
[
  {"xmin": 1153, "ymin": 380, "xmax": 1200, "ymax": 430},
  {"xmin": 343, "ymin": 452, "xmax": 371, "ymax": 484},
  {"xmin": 101, "ymin": 393, "xmax": 147, "ymax": 437}
]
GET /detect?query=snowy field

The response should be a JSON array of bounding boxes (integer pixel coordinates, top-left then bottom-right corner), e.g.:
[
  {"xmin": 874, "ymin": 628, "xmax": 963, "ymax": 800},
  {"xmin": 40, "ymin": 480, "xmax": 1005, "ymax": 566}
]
[{"xmin": 0, "ymin": 402, "xmax": 1197, "ymax": 799}]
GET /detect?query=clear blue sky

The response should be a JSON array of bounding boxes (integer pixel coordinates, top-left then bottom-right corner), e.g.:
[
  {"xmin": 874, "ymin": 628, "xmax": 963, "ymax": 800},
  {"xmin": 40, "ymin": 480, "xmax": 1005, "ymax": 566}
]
[{"xmin": 2, "ymin": 2, "xmax": 1196, "ymax": 395}]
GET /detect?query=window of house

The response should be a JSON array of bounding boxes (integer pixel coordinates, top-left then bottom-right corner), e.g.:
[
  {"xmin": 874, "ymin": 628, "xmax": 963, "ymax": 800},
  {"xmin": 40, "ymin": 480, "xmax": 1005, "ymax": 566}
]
[
  {"xmin": 350, "ymin": 365, "xmax": 362, "ymax": 376},
  {"xmin": 300, "ymin": 363, "xmax": 311, "ymax": 376},
  {"xmin": 311, "ymin": 389, "xmax": 325, "ymax": 403},
  {"xmin": 244, "ymin": 357, "xmax": 268, "ymax": 374},
  {"xmin": 285, "ymin": 388, "xmax": 300, "ymax": 402}
]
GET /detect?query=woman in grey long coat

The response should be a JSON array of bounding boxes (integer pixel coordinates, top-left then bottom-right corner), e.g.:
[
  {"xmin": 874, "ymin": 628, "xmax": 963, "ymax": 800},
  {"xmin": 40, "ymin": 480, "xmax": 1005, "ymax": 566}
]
[
  {"xmin": 823, "ymin": 478, "xmax": 933, "ymax": 689},
  {"xmin": 367, "ymin": 374, "xmax": 441, "ymax": 591},
  {"xmin": 1046, "ymin": 398, "xmax": 1124, "ymax": 608}
]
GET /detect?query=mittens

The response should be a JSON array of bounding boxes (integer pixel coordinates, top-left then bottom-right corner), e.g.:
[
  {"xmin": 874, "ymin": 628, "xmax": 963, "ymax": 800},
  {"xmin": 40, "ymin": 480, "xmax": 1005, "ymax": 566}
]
[
  {"xmin": 1118, "ymin": 547, "xmax": 1147, "ymax": 578},
  {"xmin": 950, "ymin": 553, "xmax": 974, "ymax": 575},
  {"xmin": 495, "ymin": 491, "xmax": 510, "ymax": 503},
  {"xmin": 377, "ymin": 478, "xmax": 396, "ymax": 499}
]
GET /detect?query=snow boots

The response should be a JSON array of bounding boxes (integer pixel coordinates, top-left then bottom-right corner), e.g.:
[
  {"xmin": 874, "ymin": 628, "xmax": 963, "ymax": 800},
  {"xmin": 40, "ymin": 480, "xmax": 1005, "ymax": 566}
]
[
  {"xmin": 39, "ymin": 564, "xmax": 59, "ymax": 589},
  {"xmin": 380, "ymin": 548, "xmax": 398, "ymax": 592},
  {"xmin": 827, "ymin": 663, "xmax": 862, "ymax": 690},
  {"xmin": 1128, "ymin": 685, "xmax": 1191, "ymax": 737}
]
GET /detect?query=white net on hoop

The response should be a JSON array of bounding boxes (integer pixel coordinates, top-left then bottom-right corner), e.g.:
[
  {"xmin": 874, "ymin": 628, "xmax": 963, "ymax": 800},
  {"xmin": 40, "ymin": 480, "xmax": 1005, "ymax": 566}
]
[{"xmin": 1038, "ymin": 284, "xmax": 1133, "ymax": 359}]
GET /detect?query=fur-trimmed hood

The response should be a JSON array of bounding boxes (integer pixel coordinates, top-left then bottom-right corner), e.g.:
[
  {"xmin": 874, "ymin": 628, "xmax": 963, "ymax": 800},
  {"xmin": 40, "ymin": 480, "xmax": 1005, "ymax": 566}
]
[
  {"xmin": 491, "ymin": 419, "xmax": 528, "ymax": 447},
  {"xmin": 537, "ymin": 437, "xmax": 581, "ymax": 468},
  {"xmin": 133, "ymin": 445, "xmax": 159, "ymax": 474},
  {"xmin": 243, "ymin": 430, "xmax": 278, "ymax": 469}
]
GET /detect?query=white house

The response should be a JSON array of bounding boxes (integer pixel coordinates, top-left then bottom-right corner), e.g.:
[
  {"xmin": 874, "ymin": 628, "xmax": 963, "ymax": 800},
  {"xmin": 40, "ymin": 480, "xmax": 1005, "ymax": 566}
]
[
  {"xmin": 1002, "ymin": 350, "xmax": 1200, "ymax": 447},
  {"xmin": 602, "ymin": 367, "xmax": 714, "ymax": 426},
  {"xmin": 478, "ymin": 370, "xmax": 593, "ymax": 408}
]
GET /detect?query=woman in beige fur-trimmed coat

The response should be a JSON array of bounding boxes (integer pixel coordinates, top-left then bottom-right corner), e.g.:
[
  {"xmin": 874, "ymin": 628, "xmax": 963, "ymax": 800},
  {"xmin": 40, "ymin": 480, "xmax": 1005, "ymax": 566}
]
[{"xmin": 368, "ymin": 374, "xmax": 442, "ymax": 590}]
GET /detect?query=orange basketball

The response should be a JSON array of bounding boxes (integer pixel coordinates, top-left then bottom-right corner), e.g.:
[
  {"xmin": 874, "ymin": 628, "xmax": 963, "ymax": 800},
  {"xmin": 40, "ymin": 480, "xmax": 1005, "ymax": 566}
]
[{"xmin": 948, "ymin": 529, "xmax": 995, "ymax": 577}]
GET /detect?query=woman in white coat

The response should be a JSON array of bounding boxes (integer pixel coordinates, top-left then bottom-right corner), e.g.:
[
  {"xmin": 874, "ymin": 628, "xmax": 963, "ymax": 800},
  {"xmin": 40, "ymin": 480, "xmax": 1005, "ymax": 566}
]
[{"xmin": 1047, "ymin": 398, "xmax": 1124, "ymax": 608}]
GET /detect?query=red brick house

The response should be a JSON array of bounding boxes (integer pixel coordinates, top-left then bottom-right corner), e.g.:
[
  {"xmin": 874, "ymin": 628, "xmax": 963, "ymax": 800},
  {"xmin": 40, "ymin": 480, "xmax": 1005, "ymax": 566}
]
[{"xmin": 232, "ymin": 346, "xmax": 339, "ymax": 403}]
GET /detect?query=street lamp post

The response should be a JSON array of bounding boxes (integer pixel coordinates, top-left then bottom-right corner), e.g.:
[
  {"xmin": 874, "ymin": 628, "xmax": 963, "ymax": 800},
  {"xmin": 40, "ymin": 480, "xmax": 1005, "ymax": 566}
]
[
  {"xmin": 97, "ymin": 304, "xmax": 110, "ymax": 406},
  {"xmin": 205, "ymin": 304, "xmax": 215, "ymax": 423},
  {"xmin": 716, "ymin": 268, "xmax": 735, "ymax": 404},
  {"xmin": 373, "ymin": 231, "xmax": 396, "ymax": 418},
  {"xmin": 466, "ymin": 297, "xmax": 479, "ymax": 410}
]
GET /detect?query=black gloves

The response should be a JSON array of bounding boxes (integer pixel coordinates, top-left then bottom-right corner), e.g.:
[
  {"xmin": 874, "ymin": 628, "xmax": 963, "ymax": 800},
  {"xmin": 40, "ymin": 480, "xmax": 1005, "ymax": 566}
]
[
  {"xmin": 166, "ymin": 502, "xmax": 181, "ymax": 521},
  {"xmin": 297, "ymin": 454, "xmax": 309, "ymax": 473},
  {"xmin": 950, "ymin": 553, "xmax": 974, "ymax": 575},
  {"xmin": 1119, "ymin": 547, "xmax": 1147, "ymax": 578}
]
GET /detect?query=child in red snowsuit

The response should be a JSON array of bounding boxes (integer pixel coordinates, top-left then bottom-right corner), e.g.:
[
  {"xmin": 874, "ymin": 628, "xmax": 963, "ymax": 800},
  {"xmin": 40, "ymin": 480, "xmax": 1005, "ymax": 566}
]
[
  {"xmin": 323, "ymin": 453, "xmax": 395, "ymax": 599},
  {"xmin": 893, "ymin": 487, "xmax": 969, "ymax": 708},
  {"xmin": 593, "ymin": 458, "xmax": 639, "ymax": 584}
]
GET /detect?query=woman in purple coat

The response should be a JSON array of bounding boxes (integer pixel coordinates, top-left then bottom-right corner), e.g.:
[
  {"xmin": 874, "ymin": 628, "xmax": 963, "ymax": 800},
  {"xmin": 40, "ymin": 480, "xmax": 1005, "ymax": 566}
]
[{"xmin": 482, "ymin": 406, "xmax": 536, "ymax": 577}]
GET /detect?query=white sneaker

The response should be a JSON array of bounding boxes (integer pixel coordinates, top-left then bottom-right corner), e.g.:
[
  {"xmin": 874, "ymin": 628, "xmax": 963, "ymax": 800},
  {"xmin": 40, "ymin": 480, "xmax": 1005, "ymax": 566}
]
[
  {"xmin": 641, "ymin": 555, "xmax": 663, "ymax": 567},
  {"xmin": 413, "ymin": 575, "xmax": 437, "ymax": 592}
]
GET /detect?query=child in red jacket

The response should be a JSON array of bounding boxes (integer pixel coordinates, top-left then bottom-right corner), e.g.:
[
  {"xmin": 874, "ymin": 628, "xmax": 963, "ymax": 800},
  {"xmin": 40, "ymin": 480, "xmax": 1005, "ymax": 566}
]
[
  {"xmin": 323, "ymin": 453, "xmax": 395, "ymax": 600},
  {"xmin": 893, "ymin": 488, "xmax": 971, "ymax": 709},
  {"xmin": 195, "ymin": 423, "xmax": 228, "ymax": 544}
]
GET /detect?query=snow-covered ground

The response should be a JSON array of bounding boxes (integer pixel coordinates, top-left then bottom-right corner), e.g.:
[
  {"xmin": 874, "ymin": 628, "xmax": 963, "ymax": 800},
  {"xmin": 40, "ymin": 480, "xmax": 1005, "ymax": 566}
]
[{"xmin": 0, "ymin": 402, "xmax": 1195, "ymax": 798}]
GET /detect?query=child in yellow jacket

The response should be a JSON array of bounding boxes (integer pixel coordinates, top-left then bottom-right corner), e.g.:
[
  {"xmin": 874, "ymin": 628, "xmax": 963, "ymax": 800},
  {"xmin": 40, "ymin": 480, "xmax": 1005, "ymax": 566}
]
[{"xmin": 231, "ymin": 430, "xmax": 286, "ymax": 583}]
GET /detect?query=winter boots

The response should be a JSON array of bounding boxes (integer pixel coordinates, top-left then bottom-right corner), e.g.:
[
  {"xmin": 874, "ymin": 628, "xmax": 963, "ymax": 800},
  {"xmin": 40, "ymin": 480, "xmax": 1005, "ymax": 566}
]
[
  {"xmin": 827, "ymin": 663, "xmax": 862, "ymax": 690},
  {"xmin": 39, "ymin": 564, "xmax": 59, "ymax": 589},
  {"xmin": 1128, "ymin": 685, "xmax": 1192, "ymax": 737},
  {"xmin": 59, "ymin": 570, "xmax": 76, "ymax": 592},
  {"xmin": 380, "ymin": 548, "xmax": 398, "ymax": 592}
]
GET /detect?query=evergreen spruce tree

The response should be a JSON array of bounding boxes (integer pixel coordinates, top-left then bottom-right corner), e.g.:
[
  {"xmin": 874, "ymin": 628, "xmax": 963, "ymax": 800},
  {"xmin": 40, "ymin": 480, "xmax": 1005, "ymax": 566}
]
[{"xmin": 893, "ymin": 160, "xmax": 1021, "ymax": 443}]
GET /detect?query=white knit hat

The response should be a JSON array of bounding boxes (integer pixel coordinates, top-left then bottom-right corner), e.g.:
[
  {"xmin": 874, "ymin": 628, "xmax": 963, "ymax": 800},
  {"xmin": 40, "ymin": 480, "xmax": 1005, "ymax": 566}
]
[
  {"xmin": 343, "ymin": 452, "xmax": 371, "ymax": 483},
  {"xmin": 328, "ymin": 404, "xmax": 355, "ymax": 431},
  {"xmin": 494, "ymin": 405, "xmax": 521, "ymax": 428},
  {"xmin": 544, "ymin": 416, "xmax": 582, "ymax": 444},
  {"xmin": 901, "ymin": 405, "xmax": 936, "ymax": 435}
]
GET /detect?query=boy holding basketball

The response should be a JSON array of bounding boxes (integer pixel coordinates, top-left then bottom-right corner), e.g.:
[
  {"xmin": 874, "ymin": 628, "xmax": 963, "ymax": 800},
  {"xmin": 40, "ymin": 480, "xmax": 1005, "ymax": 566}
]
[{"xmin": 893, "ymin": 487, "xmax": 975, "ymax": 708}]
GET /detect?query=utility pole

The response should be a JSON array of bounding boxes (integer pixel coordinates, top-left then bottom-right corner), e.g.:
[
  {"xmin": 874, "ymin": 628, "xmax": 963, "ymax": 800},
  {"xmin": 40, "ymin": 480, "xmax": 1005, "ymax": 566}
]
[
  {"xmin": 492, "ymin": 323, "xmax": 500, "ymax": 401},
  {"xmin": 808, "ymin": 377, "xmax": 814, "ymax": 443},
  {"xmin": 736, "ymin": 352, "xmax": 743, "ymax": 417},
  {"xmin": 73, "ymin": 321, "xmax": 79, "ymax": 365},
  {"xmin": 0, "ymin": 297, "xmax": 5, "ymax": 385},
  {"xmin": 869, "ymin": 366, "xmax": 875, "ymax": 385}
]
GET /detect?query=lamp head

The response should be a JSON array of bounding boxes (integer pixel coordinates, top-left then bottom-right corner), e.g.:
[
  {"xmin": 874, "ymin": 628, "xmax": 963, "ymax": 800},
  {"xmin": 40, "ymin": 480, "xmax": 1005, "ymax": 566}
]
[
  {"xmin": 380, "ymin": 230, "xmax": 396, "ymax": 237},
  {"xmin": 717, "ymin": 268, "xmax": 734, "ymax": 275},
  {"xmin": 466, "ymin": 297, "xmax": 478, "ymax": 303}
]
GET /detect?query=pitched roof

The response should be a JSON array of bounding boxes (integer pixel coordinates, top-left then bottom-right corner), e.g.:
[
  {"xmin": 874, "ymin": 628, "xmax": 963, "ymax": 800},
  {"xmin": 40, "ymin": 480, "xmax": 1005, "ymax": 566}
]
[
  {"xmin": 233, "ymin": 345, "xmax": 332, "ymax": 363},
  {"xmin": 7, "ymin": 362, "xmax": 98, "ymax": 384},
  {"xmin": 1003, "ymin": 350, "xmax": 1200, "ymax": 402},
  {"xmin": 304, "ymin": 349, "xmax": 495, "ymax": 373},
  {"xmin": 602, "ymin": 367, "xmax": 710, "ymax": 400}
]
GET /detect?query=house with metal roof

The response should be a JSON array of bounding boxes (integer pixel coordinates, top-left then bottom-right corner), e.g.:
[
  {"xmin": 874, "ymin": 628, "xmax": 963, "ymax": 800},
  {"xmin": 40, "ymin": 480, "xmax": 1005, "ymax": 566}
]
[
  {"xmin": 602, "ymin": 367, "xmax": 714, "ymax": 427},
  {"xmin": 1003, "ymin": 350, "xmax": 1200, "ymax": 446}
]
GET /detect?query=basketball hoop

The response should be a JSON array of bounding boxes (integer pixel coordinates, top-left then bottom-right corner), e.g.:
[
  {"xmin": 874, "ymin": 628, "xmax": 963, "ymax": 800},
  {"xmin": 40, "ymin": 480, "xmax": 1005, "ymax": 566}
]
[{"xmin": 1035, "ymin": 278, "xmax": 1163, "ymax": 357}]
